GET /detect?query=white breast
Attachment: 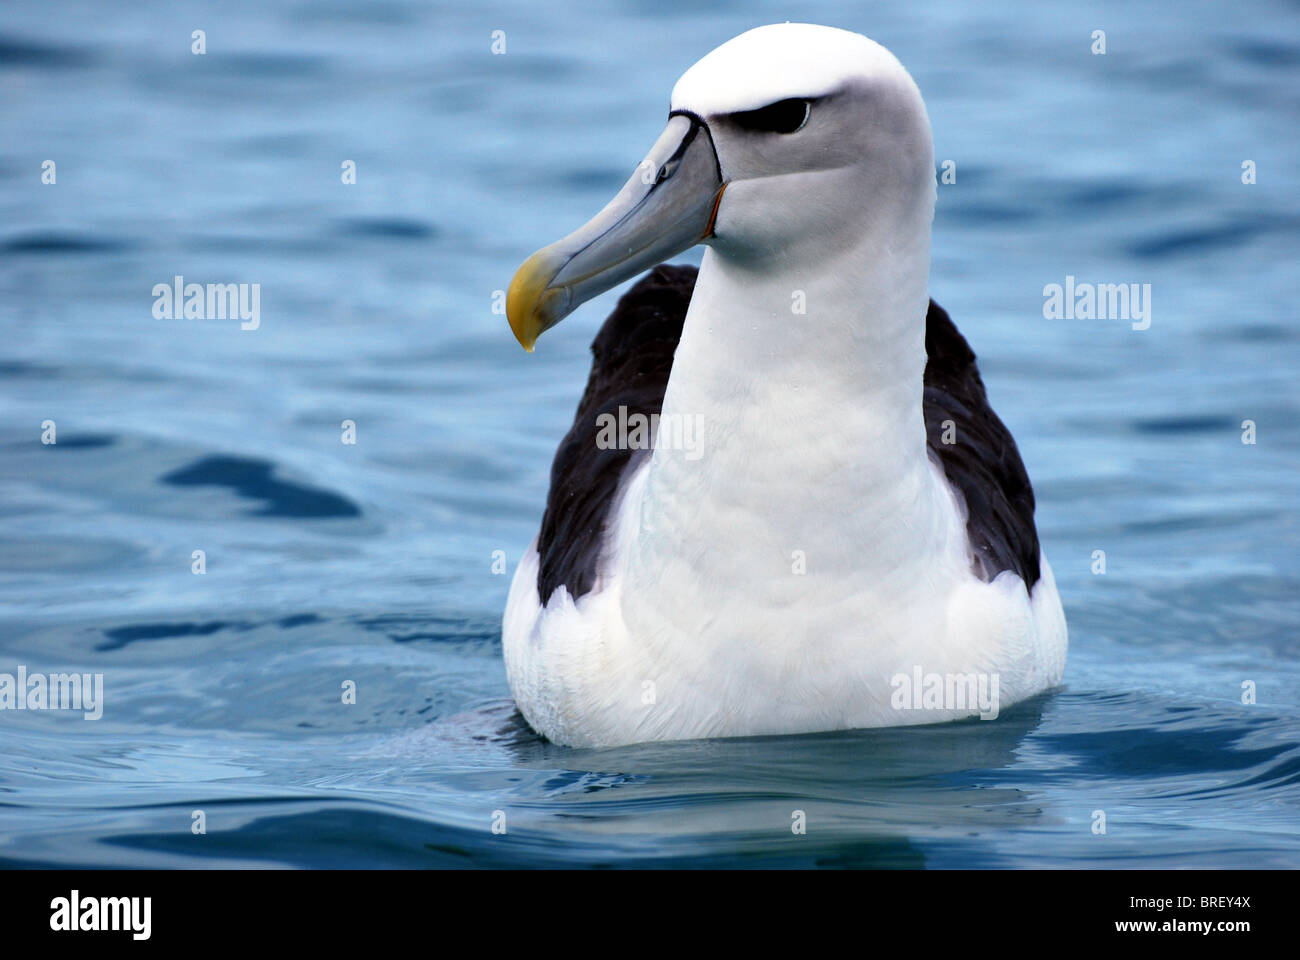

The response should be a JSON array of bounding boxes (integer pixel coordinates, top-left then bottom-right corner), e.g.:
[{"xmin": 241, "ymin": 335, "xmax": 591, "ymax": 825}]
[{"xmin": 503, "ymin": 454, "xmax": 1067, "ymax": 749}]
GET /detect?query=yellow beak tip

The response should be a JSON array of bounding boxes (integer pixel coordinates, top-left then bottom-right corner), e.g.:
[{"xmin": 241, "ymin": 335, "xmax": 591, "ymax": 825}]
[
  {"xmin": 506, "ymin": 247, "xmax": 564, "ymax": 354},
  {"xmin": 508, "ymin": 318, "xmax": 538, "ymax": 353}
]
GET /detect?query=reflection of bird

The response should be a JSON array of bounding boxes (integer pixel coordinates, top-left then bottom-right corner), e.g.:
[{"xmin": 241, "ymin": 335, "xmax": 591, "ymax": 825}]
[{"xmin": 502, "ymin": 24, "xmax": 1067, "ymax": 748}]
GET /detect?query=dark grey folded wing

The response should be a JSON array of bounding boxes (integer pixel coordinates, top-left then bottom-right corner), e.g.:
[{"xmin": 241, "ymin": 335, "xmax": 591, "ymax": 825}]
[
  {"xmin": 535, "ymin": 265, "xmax": 1040, "ymax": 606},
  {"xmin": 536, "ymin": 264, "xmax": 693, "ymax": 605},
  {"xmin": 922, "ymin": 300, "xmax": 1040, "ymax": 588}
]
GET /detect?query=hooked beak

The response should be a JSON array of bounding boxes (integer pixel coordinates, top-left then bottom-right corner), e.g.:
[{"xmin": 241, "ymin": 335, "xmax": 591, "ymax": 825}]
[{"xmin": 506, "ymin": 113, "xmax": 725, "ymax": 351}]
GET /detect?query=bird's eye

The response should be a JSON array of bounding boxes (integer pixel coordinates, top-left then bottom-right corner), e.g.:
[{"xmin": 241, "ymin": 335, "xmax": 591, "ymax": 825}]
[{"xmin": 730, "ymin": 98, "xmax": 810, "ymax": 134}]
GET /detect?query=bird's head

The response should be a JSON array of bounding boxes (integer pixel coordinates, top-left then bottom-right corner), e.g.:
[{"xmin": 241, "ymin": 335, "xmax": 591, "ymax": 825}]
[{"xmin": 506, "ymin": 23, "xmax": 934, "ymax": 351}]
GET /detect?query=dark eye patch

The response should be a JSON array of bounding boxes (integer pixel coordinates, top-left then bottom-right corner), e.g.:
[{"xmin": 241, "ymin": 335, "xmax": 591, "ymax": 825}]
[{"xmin": 730, "ymin": 98, "xmax": 810, "ymax": 134}]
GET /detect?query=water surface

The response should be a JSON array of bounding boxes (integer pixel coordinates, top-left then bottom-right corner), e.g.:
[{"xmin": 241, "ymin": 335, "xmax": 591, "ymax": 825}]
[{"xmin": 1, "ymin": 0, "xmax": 1298, "ymax": 867}]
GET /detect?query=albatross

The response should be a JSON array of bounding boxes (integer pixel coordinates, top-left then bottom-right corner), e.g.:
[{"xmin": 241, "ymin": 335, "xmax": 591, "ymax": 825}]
[{"xmin": 502, "ymin": 23, "xmax": 1067, "ymax": 748}]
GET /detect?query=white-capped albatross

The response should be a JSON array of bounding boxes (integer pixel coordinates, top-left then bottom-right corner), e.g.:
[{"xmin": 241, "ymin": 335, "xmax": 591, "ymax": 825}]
[{"xmin": 502, "ymin": 23, "xmax": 1067, "ymax": 748}]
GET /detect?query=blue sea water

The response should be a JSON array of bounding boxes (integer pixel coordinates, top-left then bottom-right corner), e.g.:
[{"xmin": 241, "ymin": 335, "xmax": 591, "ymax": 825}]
[{"xmin": 1, "ymin": 0, "xmax": 1297, "ymax": 868}]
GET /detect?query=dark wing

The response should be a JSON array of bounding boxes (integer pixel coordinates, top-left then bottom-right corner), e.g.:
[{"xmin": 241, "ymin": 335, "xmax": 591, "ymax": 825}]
[
  {"xmin": 536, "ymin": 264, "xmax": 694, "ymax": 605},
  {"xmin": 536, "ymin": 265, "xmax": 1040, "ymax": 605},
  {"xmin": 922, "ymin": 299, "xmax": 1041, "ymax": 588}
]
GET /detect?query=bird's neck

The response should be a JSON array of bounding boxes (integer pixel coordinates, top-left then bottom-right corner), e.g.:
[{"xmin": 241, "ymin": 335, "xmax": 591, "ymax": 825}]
[{"xmin": 619, "ymin": 223, "xmax": 955, "ymax": 628}]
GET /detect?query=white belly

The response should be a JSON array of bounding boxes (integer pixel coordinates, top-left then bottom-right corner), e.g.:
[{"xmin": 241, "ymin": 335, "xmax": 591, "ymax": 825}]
[{"xmin": 502, "ymin": 462, "xmax": 1068, "ymax": 749}]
